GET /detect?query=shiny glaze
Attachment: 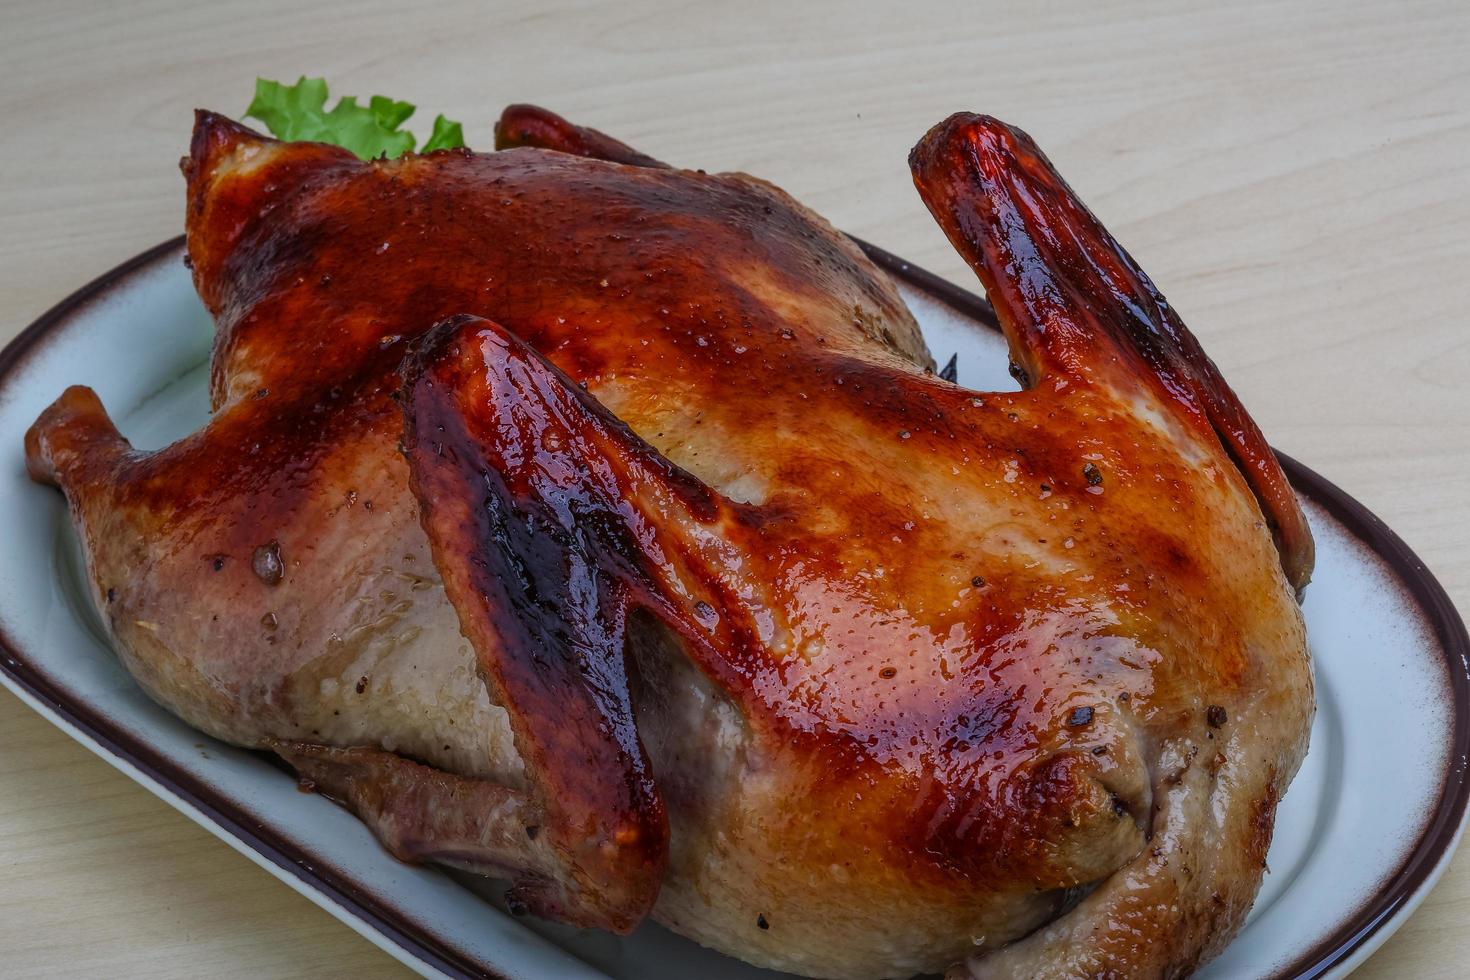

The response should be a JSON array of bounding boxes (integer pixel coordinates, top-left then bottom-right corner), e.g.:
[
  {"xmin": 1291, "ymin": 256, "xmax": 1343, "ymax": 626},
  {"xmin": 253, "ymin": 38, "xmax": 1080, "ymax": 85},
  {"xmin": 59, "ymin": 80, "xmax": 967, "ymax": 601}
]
[
  {"xmin": 909, "ymin": 113, "xmax": 1313, "ymax": 595},
  {"xmin": 495, "ymin": 102, "xmax": 670, "ymax": 167},
  {"xmin": 25, "ymin": 107, "xmax": 1313, "ymax": 978}
]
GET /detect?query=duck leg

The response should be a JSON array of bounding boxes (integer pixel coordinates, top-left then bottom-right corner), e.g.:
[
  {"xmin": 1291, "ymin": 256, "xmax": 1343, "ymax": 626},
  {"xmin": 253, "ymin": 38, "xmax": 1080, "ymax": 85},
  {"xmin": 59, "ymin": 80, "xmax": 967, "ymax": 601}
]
[
  {"xmin": 910, "ymin": 113, "xmax": 1313, "ymax": 593},
  {"xmin": 910, "ymin": 113, "xmax": 1314, "ymax": 978},
  {"xmin": 494, "ymin": 104, "xmax": 669, "ymax": 168}
]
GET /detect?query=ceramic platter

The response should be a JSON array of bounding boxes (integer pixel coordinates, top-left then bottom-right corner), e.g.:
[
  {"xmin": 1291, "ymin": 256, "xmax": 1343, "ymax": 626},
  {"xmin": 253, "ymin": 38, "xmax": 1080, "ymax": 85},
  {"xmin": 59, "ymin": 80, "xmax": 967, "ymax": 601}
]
[{"xmin": 1, "ymin": 238, "xmax": 1466, "ymax": 979}]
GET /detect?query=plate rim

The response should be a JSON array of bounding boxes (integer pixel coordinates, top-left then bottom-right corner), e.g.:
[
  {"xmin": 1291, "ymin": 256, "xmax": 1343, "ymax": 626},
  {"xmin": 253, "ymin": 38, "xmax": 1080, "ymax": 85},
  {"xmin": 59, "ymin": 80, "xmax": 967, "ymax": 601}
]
[{"xmin": 2, "ymin": 235, "xmax": 1467, "ymax": 980}]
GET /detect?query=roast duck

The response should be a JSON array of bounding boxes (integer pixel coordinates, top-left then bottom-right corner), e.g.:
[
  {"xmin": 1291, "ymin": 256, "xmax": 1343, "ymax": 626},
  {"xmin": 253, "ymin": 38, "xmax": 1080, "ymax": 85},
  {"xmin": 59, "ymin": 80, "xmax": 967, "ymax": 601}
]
[{"xmin": 25, "ymin": 104, "xmax": 1314, "ymax": 978}]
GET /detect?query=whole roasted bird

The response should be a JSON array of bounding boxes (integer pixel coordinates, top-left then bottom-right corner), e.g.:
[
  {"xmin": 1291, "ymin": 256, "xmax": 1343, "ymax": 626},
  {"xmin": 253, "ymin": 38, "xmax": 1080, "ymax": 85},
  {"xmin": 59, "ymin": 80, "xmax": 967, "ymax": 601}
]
[{"xmin": 26, "ymin": 104, "xmax": 1314, "ymax": 978}]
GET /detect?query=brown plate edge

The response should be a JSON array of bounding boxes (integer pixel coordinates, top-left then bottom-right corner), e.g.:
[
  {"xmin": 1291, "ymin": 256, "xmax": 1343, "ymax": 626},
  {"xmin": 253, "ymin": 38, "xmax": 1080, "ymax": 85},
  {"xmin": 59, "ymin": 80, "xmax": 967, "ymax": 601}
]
[{"xmin": 0, "ymin": 235, "xmax": 1464, "ymax": 980}]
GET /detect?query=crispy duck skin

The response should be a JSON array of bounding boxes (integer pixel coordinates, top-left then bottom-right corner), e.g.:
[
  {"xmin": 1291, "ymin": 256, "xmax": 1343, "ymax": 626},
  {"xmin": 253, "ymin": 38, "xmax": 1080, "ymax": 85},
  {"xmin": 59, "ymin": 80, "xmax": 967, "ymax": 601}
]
[{"xmin": 25, "ymin": 105, "xmax": 1312, "ymax": 978}]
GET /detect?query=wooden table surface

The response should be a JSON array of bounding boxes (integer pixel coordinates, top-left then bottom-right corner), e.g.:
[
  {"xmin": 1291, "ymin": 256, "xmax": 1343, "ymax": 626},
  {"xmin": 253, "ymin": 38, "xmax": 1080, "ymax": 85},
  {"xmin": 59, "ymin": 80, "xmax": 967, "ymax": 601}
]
[{"xmin": 3, "ymin": 0, "xmax": 1467, "ymax": 976}]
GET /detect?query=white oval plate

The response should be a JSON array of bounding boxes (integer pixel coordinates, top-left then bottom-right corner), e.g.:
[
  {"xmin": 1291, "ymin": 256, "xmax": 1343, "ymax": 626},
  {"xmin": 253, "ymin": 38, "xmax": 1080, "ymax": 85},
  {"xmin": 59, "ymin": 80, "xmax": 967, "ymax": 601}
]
[{"xmin": 1, "ymin": 239, "xmax": 1466, "ymax": 980}]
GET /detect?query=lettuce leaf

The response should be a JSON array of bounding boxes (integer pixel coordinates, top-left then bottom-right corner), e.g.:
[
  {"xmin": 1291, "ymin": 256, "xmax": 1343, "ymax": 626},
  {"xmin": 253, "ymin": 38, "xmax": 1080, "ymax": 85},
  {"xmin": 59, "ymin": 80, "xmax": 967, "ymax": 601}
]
[
  {"xmin": 243, "ymin": 77, "xmax": 467, "ymax": 159},
  {"xmin": 422, "ymin": 114, "xmax": 467, "ymax": 153}
]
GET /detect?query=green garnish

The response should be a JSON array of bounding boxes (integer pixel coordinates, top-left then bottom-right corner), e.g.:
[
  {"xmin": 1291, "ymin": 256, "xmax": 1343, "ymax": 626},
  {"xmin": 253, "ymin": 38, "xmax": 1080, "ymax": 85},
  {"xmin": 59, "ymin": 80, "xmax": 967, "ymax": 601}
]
[
  {"xmin": 422, "ymin": 114, "xmax": 467, "ymax": 153},
  {"xmin": 244, "ymin": 76, "xmax": 467, "ymax": 160}
]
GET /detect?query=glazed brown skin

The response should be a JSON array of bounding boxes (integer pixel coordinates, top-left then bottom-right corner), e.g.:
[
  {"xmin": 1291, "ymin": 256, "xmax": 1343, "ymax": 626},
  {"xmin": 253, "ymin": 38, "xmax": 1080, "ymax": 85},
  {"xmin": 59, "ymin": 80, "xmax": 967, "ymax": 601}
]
[
  {"xmin": 909, "ymin": 114, "xmax": 1313, "ymax": 596},
  {"xmin": 25, "ymin": 107, "xmax": 1313, "ymax": 978},
  {"xmin": 494, "ymin": 103, "xmax": 670, "ymax": 167}
]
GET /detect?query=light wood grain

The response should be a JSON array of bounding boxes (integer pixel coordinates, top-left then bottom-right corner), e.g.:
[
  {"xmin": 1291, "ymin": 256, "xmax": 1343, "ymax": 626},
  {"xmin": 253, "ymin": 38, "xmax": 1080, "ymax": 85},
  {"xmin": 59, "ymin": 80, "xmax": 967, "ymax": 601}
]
[{"xmin": 1, "ymin": 0, "xmax": 1466, "ymax": 976}]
